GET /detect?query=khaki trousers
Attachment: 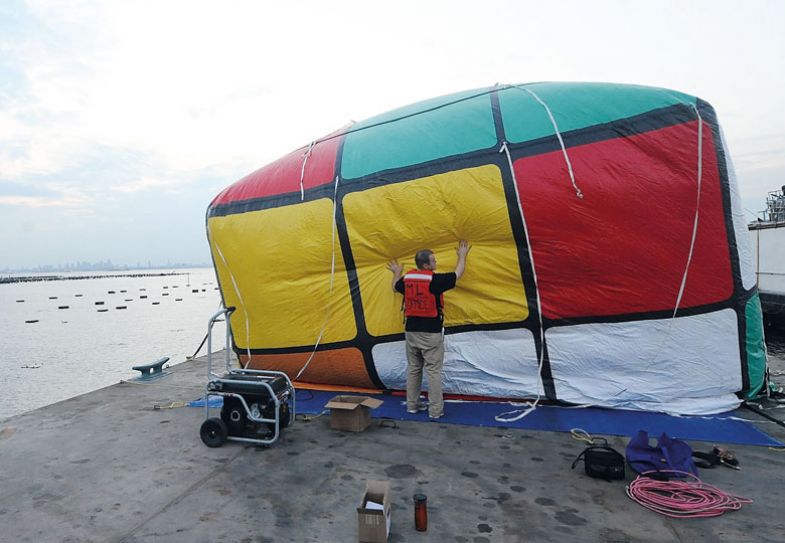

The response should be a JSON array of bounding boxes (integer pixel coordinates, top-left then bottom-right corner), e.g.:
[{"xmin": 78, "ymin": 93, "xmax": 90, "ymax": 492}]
[{"xmin": 405, "ymin": 331, "xmax": 444, "ymax": 418}]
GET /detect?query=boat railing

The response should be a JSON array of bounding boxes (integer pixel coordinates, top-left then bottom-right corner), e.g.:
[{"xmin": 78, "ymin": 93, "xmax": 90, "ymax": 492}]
[{"xmin": 763, "ymin": 186, "xmax": 785, "ymax": 223}]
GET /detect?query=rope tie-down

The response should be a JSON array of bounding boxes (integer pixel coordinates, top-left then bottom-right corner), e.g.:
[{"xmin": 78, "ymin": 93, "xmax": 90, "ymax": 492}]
[
  {"xmin": 510, "ymin": 85, "xmax": 584, "ymax": 199},
  {"xmin": 210, "ymin": 238, "xmax": 251, "ymax": 365},
  {"xmin": 494, "ymin": 87, "xmax": 585, "ymax": 421},
  {"xmin": 494, "ymin": 141, "xmax": 546, "ymax": 422},
  {"xmin": 298, "ymin": 140, "xmax": 316, "ymax": 201},
  {"xmin": 295, "ymin": 174, "xmax": 341, "ymax": 381}
]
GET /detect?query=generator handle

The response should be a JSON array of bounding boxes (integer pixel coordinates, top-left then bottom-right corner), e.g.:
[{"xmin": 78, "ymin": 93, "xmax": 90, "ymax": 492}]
[{"xmin": 207, "ymin": 306, "xmax": 237, "ymax": 381}]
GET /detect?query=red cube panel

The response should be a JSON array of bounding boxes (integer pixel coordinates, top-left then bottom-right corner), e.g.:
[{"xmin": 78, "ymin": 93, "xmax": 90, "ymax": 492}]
[
  {"xmin": 211, "ymin": 131, "xmax": 343, "ymax": 206},
  {"xmin": 514, "ymin": 121, "xmax": 733, "ymax": 320}
]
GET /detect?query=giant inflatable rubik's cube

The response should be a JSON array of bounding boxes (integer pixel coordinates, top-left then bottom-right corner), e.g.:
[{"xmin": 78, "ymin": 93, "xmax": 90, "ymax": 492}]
[{"xmin": 207, "ymin": 82, "xmax": 766, "ymax": 415}]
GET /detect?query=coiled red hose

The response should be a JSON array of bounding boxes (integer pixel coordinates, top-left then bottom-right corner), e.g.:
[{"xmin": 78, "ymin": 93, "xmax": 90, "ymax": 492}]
[{"xmin": 626, "ymin": 470, "xmax": 752, "ymax": 518}]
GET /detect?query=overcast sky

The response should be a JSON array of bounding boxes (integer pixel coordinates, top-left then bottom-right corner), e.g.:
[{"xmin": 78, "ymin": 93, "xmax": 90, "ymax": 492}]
[{"xmin": 1, "ymin": 0, "xmax": 783, "ymax": 269}]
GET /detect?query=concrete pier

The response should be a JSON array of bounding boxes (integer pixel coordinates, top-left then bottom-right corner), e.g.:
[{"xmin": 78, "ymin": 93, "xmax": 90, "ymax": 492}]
[{"xmin": 1, "ymin": 353, "xmax": 784, "ymax": 542}]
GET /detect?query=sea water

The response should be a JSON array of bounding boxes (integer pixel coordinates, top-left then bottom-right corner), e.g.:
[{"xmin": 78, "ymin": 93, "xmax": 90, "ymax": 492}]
[{"xmin": 0, "ymin": 268, "xmax": 225, "ymax": 419}]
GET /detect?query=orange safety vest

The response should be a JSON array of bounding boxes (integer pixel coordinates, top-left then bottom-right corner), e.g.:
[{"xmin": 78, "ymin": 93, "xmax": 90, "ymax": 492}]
[{"xmin": 403, "ymin": 270, "xmax": 444, "ymax": 318}]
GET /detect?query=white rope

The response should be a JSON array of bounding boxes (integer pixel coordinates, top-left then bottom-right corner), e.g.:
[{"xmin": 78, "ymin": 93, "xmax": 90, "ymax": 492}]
[
  {"xmin": 295, "ymin": 174, "xmax": 341, "ymax": 381},
  {"xmin": 493, "ymin": 388, "xmax": 649, "ymax": 416},
  {"xmin": 512, "ymin": 85, "xmax": 583, "ymax": 199},
  {"xmin": 495, "ymin": 141, "xmax": 545, "ymax": 422},
  {"xmin": 209, "ymin": 230, "xmax": 252, "ymax": 367},
  {"xmin": 644, "ymin": 104, "xmax": 706, "ymax": 368},
  {"xmin": 672, "ymin": 105, "xmax": 704, "ymax": 317},
  {"xmin": 299, "ymin": 141, "xmax": 316, "ymax": 201}
]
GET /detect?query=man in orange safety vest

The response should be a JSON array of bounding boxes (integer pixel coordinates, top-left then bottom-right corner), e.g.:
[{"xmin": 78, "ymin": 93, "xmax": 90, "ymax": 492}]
[{"xmin": 387, "ymin": 240, "xmax": 470, "ymax": 419}]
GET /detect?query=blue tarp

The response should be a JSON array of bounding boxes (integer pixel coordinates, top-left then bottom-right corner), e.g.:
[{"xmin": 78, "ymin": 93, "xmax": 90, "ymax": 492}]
[{"xmin": 294, "ymin": 390, "xmax": 783, "ymax": 448}]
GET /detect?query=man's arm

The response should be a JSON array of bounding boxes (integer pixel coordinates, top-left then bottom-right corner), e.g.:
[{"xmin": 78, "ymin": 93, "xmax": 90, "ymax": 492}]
[
  {"xmin": 454, "ymin": 240, "xmax": 470, "ymax": 281},
  {"xmin": 387, "ymin": 260, "xmax": 403, "ymax": 292}
]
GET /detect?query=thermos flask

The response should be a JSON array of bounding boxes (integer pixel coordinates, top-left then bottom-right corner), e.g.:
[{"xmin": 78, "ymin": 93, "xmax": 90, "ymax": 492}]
[{"xmin": 413, "ymin": 493, "xmax": 428, "ymax": 532}]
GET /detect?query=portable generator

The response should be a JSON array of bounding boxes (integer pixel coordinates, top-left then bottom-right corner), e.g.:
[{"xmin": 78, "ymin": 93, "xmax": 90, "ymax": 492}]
[{"xmin": 199, "ymin": 307, "xmax": 295, "ymax": 447}]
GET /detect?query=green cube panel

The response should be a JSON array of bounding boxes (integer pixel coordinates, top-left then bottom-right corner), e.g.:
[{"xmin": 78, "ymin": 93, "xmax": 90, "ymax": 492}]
[
  {"xmin": 498, "ymin": 82, "xmax": 695, "ymax": 144},
  {"xmin": 341, "ymin": 88, "xmax": 497, "ymax": 180},
  {"xmin": 744, "ymin": 293, "xmax": 767, "ymax": 398}
]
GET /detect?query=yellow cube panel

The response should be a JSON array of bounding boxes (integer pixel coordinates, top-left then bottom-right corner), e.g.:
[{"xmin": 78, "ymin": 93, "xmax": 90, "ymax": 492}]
[
  {"xmin": 208, "ymin": 198, "xmax": 356, "ymax": 349},
  {"xmin": 344, "ymin": 164, "xmax": 529, "ymax": 337}
]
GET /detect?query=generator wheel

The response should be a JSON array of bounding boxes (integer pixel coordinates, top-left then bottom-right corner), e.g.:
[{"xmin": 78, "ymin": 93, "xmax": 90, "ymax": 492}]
[{"xmin": 200, "ymin": 417, "xmax": 228, "ymax": 447}]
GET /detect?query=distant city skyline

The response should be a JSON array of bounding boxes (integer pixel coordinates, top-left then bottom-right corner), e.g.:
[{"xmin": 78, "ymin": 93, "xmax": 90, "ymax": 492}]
[{"xmin": 1, "ymin": 259, "xmax": 211, "ymax": 274}]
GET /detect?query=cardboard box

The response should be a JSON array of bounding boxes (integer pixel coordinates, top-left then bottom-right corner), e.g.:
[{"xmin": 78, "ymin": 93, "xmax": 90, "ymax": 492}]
[
  {"xmin": 357, "ymin": 480, "xmax": 391, "ymax": 543},
  {"xmin": 325, "ymin": 395, "xmax": 383, "ymax": 432}
]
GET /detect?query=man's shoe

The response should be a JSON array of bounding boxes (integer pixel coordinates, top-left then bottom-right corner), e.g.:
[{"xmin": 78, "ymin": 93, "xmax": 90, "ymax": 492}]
[
  {"xmin": 407, "ymin": 404, "xmax": 428, "ymax": 414},
  {"xmin": 429, "ymin": 413, "xmax": 444, "ymax": 420}
]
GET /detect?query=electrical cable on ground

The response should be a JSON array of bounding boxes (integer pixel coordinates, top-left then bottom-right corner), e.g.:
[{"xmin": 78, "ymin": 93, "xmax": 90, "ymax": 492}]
[
  {"xmin": 295, "ymin": 412, "xmax": 327, "ymax": 422},
  {"xmin": 570, "ymin": 428, "xmax": 597, "ymax": 445},
  {"xmin": 743, "ymin": 402, "xmax": 785, "ymax": 429},
  {"xmin": 626, "ymin": 470, "xmax": 752, "ymax": 518},
  {"xmin": 153, "ymin": 401, "xmax": 186, "ymax": 410},
  {"xmin": 188, "ymin": 333, "xmax": 209, "ymax": 360}
]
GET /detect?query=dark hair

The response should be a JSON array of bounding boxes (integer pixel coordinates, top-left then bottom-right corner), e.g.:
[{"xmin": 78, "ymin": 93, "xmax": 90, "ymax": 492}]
[{"xmin": 415, "ymin": 250, "xmax": 433, "ymax": 269}]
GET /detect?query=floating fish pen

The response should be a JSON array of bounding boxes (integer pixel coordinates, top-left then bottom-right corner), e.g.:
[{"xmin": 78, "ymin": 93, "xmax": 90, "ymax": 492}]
[{"xmin": 0, "ymin": 271, "xmax": 185, "ymax": 284}]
